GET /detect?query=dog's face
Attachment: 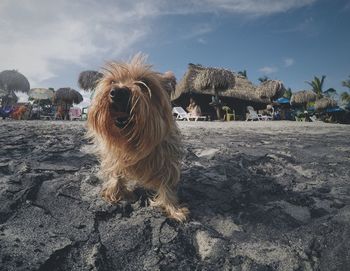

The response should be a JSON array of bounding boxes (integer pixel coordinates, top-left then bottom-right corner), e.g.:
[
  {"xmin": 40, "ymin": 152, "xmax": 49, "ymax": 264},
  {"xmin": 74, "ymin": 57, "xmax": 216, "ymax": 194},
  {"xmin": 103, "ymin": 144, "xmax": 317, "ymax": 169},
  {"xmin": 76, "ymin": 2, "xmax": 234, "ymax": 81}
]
[{"xmin": 88, "ymin": 55, "xmax": 173, "ymax": 150}]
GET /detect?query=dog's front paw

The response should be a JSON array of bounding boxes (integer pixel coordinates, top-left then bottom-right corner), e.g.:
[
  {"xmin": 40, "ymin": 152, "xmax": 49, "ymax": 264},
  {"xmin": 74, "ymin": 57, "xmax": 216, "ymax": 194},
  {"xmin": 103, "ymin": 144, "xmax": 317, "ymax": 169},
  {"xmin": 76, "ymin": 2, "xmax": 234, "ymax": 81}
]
[
  {"xmin": 101, "ymin": 186, "xmax": 122, "ymax": 203},
  {"xmin": 167, "ymin": 206, "xmax": 189, "ymax": 223}
]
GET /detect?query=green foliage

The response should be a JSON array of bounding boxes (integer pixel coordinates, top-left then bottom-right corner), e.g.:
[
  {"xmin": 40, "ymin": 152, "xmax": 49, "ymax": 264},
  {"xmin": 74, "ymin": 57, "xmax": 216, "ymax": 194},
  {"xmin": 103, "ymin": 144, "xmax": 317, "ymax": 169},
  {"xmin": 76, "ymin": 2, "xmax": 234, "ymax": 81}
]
[
  {"xmin": 283, "ymin": 88, "xmax": 292, "ymax": 99},
  {"xmin": 341, "ymin": 92, "xmax": 350, "ymax": 103},
  {"xmin": 258, "ymin": 76, "xmax": 269, "ymax": 83},
  {"xmin": 306, "ymin": 75, "xmax": 326, "ymax": 98},
  {"xmin": 238, "ymin": 70, "xmax": 247, "ymax": 78},
  {"xmin": 342, "ymin": 76, "xmax": 350, "ymax": 89},
  {"xmin": 306, "ymin": 75, "xmax": 338, "ymax": 99}
]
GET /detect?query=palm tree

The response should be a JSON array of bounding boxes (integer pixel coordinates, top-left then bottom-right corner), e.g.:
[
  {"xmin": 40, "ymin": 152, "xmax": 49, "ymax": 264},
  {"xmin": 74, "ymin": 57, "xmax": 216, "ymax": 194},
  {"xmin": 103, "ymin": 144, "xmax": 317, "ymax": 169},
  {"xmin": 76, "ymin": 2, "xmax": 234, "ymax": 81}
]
[
  {"xmin": 283, "ymin": 87, "xmax": 292, "ymax": 99},
  {"xmin": 238, "ymin": 70, "xmax": 247, "ymax": 78},
  {"xmin": 305, "ymin": 75, "xmax": 326, "ymax": 99},
  {"xmin": 341, "ymin": 92, "xmax": 350, "ymax": 103},
  {"xmin": 258, "ymin": 76, "xmax": 269, "ymax": 83},
  {"xmin": 323, "ymin": 88, "xmax": 337, "ymax": 98},
  {"xmin": 342, "ymin": 76, "xmax": 350, "ymax": 89}
]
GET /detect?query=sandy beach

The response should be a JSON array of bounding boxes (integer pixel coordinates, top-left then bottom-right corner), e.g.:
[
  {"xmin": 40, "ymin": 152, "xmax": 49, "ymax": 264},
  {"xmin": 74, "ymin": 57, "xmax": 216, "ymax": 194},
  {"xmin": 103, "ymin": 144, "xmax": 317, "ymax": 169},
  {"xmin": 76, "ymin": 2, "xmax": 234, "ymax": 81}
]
[{"xmin": 0, "ymin": 120, "xmax": 350, "ymax": 270}]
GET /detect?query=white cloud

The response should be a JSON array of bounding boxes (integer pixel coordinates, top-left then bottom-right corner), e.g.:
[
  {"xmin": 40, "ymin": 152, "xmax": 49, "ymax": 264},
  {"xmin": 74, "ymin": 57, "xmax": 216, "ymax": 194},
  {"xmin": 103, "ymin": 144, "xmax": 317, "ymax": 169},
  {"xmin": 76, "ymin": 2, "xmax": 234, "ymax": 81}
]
[
  {"xmin": 0, "ymin": 0, "xmax": 317, "ymax": 87},
  {"xmin": 259, "ymin": 66, "xmax": 278, "ymax": 74},
  {"xmin": 283, "ymin": 58, "xmax": 295, "ymax": 67},
  {"xmin": 200, "ymin": 0, "xmax": 317, "ymax": 16}
]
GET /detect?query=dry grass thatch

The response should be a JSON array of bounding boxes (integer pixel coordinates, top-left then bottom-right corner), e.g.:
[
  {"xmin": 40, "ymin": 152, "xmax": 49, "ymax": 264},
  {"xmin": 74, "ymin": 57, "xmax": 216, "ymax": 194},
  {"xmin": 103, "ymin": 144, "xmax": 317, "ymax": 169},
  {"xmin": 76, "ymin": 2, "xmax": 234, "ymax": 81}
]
[
  {"xmin": 78, "ymin": 70, "xmax": 103, "ymax": 91},
  {"xmin": 0, "ymin": 70, "xmax": 30, "ymax": 93},
  {"xmin": 28, "ymin": 88, "xmax": 55, "ymax": 101},
  {"xmin": 290, "ymin": 90, "xmax": 317, "ymax": 105},
  {"xmin": 54, "ymin": 88, "xmax": 83, "ymax": 105},
  {"xmin": 256, "ymin": 80, "xmax": 286, "ymax": 100},
  {"xmin": 162, "ymin": 71, "xmax": 177, "ymax": 96},
  {"xmin": 193, "ymin": 68, "xmax": 235, "ymax": 92},
  {"xmin": 172, "ymin": 64, "xmax": 269, "ymax": 104},
  {"xmin": 314, "ymin": 97, "xmax": 337, "ymax": 111}
]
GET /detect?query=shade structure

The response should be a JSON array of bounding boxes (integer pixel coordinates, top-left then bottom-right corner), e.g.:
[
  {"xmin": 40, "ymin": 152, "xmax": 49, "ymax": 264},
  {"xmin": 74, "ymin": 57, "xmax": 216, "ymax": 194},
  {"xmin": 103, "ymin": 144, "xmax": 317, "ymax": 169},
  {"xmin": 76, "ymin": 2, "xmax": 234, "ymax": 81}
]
[
  {"xmin": 257, "ymin": 80, "xmax": 286, "ymax": 101},
  {"xmin": 275, "ymin": 97, "xmax": 290, "ymax": 104},
  {"xmin": 162, "ymin": 71, "xmax": 177, "ymax": 96},
  {"xmin": 193, "ymin": 67, "xmax": 235, "ymax": 93},
  {"xmin": 173, "ymin": 64, "xmax": 270, "ymax": 102},
  {"xmin": 28, "ymin": 88, "xmax": 55, "ymax": 101},
  {"xmin": 54, "ymin": 87, "xmax": 83, "ymax": 105},
  {"xmin": 314, "ymin": 97, "xmax": 337, "ymax": 111},
  {"xmin": 0, "ymin": 70, "xmax": 30, "ymax": 93},
  {"xmin": 290, "ymin": 90, "xmax": 317, "ymax": 106},
  {"xmin": 78, "ymin": 70, "xmax": 103, "ymax": 91}
]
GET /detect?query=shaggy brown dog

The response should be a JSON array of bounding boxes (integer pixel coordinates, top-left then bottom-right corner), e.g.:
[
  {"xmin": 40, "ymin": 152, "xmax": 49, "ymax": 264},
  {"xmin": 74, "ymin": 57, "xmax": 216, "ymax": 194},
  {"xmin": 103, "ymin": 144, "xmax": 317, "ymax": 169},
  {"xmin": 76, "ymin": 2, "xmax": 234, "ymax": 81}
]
[{"xmin": 87, "ymin": 55, "xmax": 188, "ymax": 222}]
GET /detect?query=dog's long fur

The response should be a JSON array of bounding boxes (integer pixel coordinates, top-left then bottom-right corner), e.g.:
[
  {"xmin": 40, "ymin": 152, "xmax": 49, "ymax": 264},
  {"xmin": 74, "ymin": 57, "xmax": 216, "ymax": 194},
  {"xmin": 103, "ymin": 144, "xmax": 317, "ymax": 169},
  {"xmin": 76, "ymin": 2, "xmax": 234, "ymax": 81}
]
[{"xmin": 87, "ymin": 54, "xmax": 188, "ymax": 221}]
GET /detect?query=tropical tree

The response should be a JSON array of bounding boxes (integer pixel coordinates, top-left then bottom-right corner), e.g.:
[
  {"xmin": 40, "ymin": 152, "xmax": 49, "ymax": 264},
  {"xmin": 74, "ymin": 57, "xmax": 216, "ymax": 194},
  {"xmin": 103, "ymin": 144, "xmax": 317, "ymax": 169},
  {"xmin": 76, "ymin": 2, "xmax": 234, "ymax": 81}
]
[
  {"xmin": 305, "ymin": 75, "xmax": 326, "ymax": 99},
  {"xmin": 340, "ymin": 92, "xmax": 350, "ymax": 110},
  {"xmin": 258, "ymin": 76, "xmax": 269, "ymax": 83},
  {"xmin": 283, "ymin": 87, "xmax": 292, "ymax": 99},
  {"xmin": 342, "ymin": 75, "xmax": 350, "ymax": 89},
  {"xmin": 323, "ymin": 88, "xmax": 337, "ymax": 98},
  {"xmin": 306, "ymin": 75, "xmax": 339, "ymax": 100},
  {"xmin": 238, "ymin": 70, "xmax": 247, "ymax": 78}
]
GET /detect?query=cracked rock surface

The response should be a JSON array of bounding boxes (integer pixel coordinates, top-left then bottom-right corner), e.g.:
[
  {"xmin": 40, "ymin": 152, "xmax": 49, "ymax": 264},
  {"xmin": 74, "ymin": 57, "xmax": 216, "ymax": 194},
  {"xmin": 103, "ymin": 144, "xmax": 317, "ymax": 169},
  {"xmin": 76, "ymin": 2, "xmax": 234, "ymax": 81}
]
[{"xmin": 0, "ymin": 120, "xmax": 350, "ymax": 271}]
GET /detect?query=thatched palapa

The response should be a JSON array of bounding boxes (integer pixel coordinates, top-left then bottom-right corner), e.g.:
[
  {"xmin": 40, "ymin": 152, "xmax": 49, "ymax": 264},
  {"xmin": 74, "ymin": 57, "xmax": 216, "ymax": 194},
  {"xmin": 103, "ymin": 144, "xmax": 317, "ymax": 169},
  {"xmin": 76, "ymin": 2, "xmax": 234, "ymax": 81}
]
[
  {"xmin": 161, "ymin": 71, "xmax": 177, "ymax": 96},
  {"xmin": 193, "ymin": 68, "xmax": 235, "ymax": 93},
  {"xmin": 54, "ymin": 88, "xmax": 83, "ymax": 105},
  {"xmin": 172, "ymin": 64, "xmax": 271, "ymax": 119},
  {"xmin": 0, "ymin": 70, "xmax": 30, "ymax": 93},
  {"xmin": 314, "ymin": 97, "xmax": 337, "ymax": 111},
  {"xmin": 257, "ymin": 80, "xmax": 286, "ymax": 101},
  {"xmin": 78, "ymin": 70, "xmax": 103, "ymax": 91},
  {"xmin": 290, "ymin": 90, "xmax": 317, "ymax": 106}
]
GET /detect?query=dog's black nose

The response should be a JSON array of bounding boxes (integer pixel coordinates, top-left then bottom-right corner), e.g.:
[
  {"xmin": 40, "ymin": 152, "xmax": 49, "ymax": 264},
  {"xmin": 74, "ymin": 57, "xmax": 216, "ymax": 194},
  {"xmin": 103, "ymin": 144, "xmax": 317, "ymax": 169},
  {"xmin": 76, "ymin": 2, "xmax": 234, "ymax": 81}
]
[{"xmin": 110, "ymin": 87, "xmax": 131, "ymax": 104}]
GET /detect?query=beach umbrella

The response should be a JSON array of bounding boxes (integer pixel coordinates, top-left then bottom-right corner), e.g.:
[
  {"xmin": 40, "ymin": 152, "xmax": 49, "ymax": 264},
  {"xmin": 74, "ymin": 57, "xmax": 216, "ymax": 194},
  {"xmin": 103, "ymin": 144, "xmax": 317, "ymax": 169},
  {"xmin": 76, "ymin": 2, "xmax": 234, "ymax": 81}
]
[
  {"xmin": 290, "ymin": 90, "xmax": 317, "ymax": 109},
  {"xmin": 257, "ymin": 80, "xmax": 286, "ymax": 101},
  {"xmin": 54, "ymin": 87, "xmax": 83, "ymax": 105},
  {"xmin": 314, "ymin": 97, "xmax": 337, "ymax": 111},
  {"xmin": 275, "ymin": 97, "xmax": 290, "ymax": 104},
  {"xmin": 0, "ymin": 70, "xmax": 30, "ymax": 93},
  {"xmin": 78, "ymin": 70, "xmax": 103, "ymax": 91},
  {"xmin": 28, "ymin": 88, "xmax": 55, "ymax": 101}
]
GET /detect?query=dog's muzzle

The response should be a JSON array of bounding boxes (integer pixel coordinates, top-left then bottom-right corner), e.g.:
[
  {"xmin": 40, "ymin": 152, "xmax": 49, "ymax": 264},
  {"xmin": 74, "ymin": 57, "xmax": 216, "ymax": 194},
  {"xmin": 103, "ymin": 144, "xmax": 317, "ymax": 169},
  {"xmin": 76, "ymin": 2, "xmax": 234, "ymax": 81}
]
[{"xmin": 110, "ymin": 87, "xmax": 131, "ymax": 128}]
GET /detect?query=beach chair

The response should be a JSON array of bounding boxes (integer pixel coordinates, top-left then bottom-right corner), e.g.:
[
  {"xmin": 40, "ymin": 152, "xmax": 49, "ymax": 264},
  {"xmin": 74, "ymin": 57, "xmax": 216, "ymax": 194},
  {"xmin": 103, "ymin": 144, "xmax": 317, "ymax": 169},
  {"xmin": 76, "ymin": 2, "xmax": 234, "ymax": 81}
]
[
  {"xmin": 69, "ymin": 107, "xmax": 82, "ymax": 121},
  {"xmin": 246, "ymin": 106, "xmax": 271, "ymax": 121},
  {"xmin": 0, "ymin": 106, "xmax": 14, "ymax": 119},
  {"xmin": 172, "ymin": 107, "xmax": 190, "ymax": 121}
]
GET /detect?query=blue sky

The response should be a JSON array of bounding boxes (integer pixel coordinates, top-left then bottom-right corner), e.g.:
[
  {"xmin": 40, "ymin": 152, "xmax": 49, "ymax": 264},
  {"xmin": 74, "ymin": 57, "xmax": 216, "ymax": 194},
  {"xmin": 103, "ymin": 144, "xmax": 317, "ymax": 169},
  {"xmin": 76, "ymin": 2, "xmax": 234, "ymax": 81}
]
[{"xmin": 0, "ymin": 0, "xmax": 349, "ymax": 98}]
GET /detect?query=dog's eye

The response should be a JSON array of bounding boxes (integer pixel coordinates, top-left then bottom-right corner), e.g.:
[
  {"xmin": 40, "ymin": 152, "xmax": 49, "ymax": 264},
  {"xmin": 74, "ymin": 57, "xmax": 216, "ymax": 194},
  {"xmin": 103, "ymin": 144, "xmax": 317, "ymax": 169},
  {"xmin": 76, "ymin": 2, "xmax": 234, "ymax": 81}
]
[
  {"xmin": 110, "ymin": 80, "xmax": 116, "ymax": 84},
  {"xmin": 135, "ymin": 81, "xmax": 148, "ymax": 92},
  {"xmin": 135, "ymin": 80, "xmax": 152, "ymax": 97}
]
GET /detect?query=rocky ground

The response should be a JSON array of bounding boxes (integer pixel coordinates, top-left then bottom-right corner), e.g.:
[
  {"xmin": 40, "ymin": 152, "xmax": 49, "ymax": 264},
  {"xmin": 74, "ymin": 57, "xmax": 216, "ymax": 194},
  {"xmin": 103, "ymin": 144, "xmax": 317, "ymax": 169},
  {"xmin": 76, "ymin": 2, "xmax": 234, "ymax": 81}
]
[{"xmin": 0, "ymin": 120, "xmax": 349, "ymax": 271}]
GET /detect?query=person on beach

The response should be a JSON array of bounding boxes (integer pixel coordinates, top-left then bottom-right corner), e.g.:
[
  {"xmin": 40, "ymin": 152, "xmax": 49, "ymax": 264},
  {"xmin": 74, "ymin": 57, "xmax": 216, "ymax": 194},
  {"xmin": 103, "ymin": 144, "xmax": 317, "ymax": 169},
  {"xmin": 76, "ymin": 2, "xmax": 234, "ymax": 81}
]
[{"xmin": 186, "ymin": 97, "xmax": 202, "ymax": 117}]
